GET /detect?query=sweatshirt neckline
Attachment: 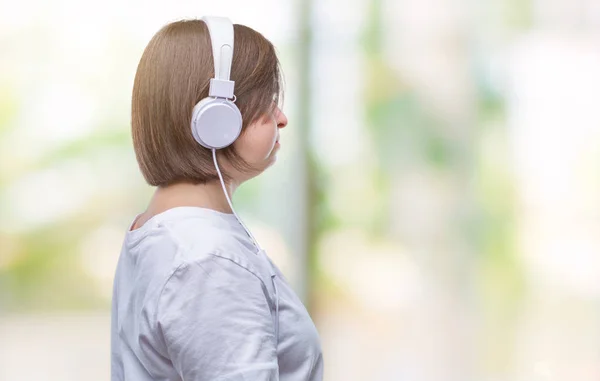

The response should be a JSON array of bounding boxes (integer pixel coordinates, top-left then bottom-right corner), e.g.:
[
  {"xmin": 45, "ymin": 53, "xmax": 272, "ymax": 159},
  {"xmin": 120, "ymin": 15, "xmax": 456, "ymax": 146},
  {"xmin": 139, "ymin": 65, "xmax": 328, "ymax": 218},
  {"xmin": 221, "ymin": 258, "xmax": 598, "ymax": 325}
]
[{"xmin": 126, "ymin": 206, "xmax": 247, "ymax": 239}]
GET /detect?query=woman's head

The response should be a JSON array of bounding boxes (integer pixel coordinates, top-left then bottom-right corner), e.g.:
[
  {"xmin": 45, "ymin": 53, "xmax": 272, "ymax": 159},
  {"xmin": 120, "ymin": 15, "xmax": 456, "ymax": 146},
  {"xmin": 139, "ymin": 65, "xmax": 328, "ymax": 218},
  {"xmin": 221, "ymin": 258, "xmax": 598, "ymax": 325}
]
[{"xmin": 131, "ymin": 19, "xmax": 287, "ymax": 187}]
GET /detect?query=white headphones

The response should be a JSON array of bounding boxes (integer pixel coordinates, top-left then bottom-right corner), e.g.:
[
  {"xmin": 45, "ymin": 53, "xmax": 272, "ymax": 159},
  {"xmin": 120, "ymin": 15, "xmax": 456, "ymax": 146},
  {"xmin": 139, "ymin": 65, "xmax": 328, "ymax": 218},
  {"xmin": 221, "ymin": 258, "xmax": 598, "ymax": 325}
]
[
  {"xmin": 191, "ymin": 16, "xmax": 242, "ymax": 150},
  {"xmin": 190, "ymin": 17, "xmax": 280, "ymax": 342},
  {"xmin": 190, "ymin": 16, "xmax": 262, "ymax": 252}
]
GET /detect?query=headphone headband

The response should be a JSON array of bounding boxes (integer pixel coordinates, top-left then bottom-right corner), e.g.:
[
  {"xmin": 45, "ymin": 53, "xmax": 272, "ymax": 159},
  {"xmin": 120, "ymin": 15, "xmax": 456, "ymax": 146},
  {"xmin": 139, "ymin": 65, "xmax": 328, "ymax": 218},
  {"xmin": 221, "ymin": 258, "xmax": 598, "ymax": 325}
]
[{"xmin": 202, "ymin": 16, "xmax": 234, "ymax": 84}]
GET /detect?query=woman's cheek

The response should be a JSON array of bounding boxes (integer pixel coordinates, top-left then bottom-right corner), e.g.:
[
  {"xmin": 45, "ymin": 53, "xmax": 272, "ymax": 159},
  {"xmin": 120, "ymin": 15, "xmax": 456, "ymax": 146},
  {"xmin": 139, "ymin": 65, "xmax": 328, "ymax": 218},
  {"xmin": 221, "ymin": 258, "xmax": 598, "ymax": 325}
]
[{"xmin": 258, "ymin": 130, "xmax": 277, "ymax": 158}]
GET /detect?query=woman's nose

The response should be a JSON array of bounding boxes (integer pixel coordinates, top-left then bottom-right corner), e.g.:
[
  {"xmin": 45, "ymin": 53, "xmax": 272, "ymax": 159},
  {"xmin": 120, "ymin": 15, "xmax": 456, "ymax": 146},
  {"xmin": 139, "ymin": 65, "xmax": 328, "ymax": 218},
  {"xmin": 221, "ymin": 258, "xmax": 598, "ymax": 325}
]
[{"xmin": 277, "ymin": 108, "xmax": 288, "ymax": 129}]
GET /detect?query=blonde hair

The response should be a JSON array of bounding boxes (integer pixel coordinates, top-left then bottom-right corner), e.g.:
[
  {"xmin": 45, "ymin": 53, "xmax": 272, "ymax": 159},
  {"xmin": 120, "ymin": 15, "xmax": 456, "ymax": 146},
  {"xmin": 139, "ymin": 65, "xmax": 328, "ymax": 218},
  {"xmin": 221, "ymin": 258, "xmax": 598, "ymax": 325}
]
[{"xmin": 131, "ymin": 19, "xmax": 283, "ymax": 186}]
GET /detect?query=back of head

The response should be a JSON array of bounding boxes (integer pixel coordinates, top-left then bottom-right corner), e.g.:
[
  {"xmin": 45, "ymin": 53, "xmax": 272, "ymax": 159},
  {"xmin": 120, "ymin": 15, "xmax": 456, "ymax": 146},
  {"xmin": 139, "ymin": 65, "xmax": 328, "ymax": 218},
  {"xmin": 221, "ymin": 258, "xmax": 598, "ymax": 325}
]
[{"xmin": 131, "ymin": 19, "xmax": 283, "ymax": 186}]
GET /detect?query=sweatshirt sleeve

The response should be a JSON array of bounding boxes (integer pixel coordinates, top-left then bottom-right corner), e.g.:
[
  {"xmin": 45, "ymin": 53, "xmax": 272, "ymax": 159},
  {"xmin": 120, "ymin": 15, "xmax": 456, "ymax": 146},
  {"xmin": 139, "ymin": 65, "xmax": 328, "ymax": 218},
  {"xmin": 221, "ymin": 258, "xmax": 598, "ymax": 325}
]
[{"xmin": 157, "ymin": 254, "xmax": 279, "ymax": 381}]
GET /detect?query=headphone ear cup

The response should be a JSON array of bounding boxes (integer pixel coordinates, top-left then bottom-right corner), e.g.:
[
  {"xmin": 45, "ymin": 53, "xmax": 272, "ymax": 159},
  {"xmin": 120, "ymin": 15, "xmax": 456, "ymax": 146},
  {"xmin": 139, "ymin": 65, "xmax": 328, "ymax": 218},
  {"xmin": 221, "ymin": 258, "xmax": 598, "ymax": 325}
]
[{"xmin": 191, "ymin": 98, "xmax": 243, "ymax": 149}]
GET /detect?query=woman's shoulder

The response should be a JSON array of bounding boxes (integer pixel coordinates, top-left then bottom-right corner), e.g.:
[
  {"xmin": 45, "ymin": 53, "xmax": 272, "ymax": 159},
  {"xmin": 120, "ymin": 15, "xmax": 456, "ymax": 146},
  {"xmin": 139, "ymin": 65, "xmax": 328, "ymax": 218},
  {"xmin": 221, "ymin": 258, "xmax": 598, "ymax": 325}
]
[
  {"xmin": 121, "ymin": 208, "xmax": 275, "ymax": 293},
  {"xmin": 162, "ymin": 216, "xmax": 271, "ymax": 283}
]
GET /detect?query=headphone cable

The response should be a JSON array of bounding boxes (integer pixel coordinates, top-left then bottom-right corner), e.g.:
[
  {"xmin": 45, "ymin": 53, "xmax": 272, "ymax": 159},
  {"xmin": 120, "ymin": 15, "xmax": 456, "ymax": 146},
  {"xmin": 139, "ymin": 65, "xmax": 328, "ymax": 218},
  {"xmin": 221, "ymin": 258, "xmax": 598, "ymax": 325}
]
[{"xmin": 212, "ymin": 148, "xmax": 263, "ymax": 252}]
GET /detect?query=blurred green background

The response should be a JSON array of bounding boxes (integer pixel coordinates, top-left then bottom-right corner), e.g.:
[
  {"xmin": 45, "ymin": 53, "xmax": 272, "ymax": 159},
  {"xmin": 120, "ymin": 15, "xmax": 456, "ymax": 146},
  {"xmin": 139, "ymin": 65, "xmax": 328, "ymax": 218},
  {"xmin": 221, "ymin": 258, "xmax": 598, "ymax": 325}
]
[{"xmin": 1, "ymin": 0, "xmax": 600, "ymax": 380}]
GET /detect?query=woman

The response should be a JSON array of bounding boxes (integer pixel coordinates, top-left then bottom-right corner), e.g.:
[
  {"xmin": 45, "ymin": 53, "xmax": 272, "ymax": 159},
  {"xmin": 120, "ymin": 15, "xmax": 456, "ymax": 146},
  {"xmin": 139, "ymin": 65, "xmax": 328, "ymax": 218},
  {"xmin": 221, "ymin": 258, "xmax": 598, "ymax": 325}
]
[{"xmin": 111, "ymin": 17, "xmax": 324, "ymax": 381}]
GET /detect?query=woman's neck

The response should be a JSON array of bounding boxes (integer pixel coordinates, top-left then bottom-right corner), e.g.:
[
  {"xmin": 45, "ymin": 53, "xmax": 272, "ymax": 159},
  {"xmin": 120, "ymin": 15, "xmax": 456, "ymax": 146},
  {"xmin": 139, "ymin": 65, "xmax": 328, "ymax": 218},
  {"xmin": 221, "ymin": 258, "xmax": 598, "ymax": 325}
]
[{"xmin": 147, "ymin": 180, "xmax": 238, "ymax": 216}]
